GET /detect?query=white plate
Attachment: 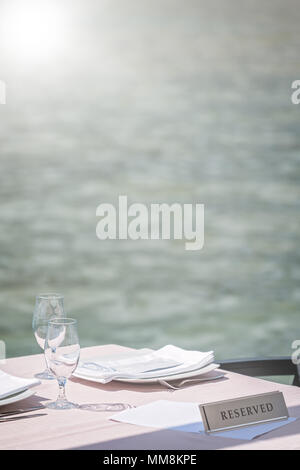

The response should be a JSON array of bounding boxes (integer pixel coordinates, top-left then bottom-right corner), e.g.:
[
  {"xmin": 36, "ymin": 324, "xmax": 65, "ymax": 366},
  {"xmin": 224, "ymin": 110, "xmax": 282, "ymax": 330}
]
[
  {"xmin": 0, "ymin": 388, "xmax": 36, "ymax": 407},
  {"xmin": 117, "ymin": 363, "xmax": 220, "ymax": 383},
  {"xmin": 74, "ymin": 362, "xmax": 220, "ymax": 384}
]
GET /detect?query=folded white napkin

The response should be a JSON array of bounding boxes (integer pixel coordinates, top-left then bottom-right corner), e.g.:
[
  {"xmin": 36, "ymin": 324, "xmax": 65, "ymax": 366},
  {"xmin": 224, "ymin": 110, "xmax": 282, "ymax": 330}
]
[
  {"xmin": 75, "ymin": 345, "xmax": 215, "ymax": 382},
  {"xmin": 0, "ymin": 370, "xmax": 40, "ymax": 400},
  {"xmin": 111, "ymin": 400, "xmax": 297, "ymax": 441}
]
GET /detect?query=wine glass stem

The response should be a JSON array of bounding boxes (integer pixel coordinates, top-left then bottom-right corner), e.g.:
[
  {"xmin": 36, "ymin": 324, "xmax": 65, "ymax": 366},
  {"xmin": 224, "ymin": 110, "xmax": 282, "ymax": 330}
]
[{"xmin": 57, "ymin": 378, "xmax": 67, "ymax": 401}]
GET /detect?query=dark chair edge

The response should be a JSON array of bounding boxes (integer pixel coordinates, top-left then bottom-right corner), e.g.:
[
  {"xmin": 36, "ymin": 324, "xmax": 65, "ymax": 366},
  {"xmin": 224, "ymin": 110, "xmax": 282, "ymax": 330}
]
[{"xmin": 218, "ymin": 356, "xmax": 300, "ymax": 387}]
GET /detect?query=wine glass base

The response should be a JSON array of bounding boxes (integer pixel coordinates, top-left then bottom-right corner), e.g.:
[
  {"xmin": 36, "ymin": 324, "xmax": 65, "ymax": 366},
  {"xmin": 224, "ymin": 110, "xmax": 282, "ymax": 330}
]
[
  {"xmin": 79, "ymin": 403, "xmax": 134, "ymax": 412},
  {"xmin": 35, "ymin": 370, "xmax": 55, "ymax": 380},
  {"xmin": 46, "ymin": 399, "xmax": 78, "ymax": 410}
]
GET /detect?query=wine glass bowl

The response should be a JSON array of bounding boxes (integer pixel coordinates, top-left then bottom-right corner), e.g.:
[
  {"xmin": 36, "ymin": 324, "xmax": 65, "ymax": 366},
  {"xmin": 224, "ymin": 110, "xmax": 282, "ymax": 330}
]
[{"xmin": 32, "ymin": 293, "xmax": 65, "ymax": 379}]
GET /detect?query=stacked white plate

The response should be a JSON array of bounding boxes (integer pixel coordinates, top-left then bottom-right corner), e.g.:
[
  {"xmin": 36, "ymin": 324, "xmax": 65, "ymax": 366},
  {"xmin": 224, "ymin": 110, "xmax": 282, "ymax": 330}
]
[
  {"xmin": 73, "ymin": 345, "xmax": 221, "ymax": 384},
  {"xmin": 0, "ymin": 370, "xmax": 40, "ymax": 406}
]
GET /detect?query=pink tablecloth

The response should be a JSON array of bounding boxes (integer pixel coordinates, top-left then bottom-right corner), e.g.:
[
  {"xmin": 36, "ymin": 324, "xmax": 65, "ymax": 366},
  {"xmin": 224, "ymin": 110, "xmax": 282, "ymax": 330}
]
[{"xmin": 0, "ymin": 345, "xmax": 299, "ymax": 450}]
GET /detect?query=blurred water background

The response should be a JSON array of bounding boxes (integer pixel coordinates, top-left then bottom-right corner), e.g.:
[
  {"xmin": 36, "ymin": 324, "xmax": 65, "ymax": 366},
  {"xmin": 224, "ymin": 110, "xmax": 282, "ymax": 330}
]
[{"xmin": 0, "ymin": 0, "xmax": 299, "ymax": 359}]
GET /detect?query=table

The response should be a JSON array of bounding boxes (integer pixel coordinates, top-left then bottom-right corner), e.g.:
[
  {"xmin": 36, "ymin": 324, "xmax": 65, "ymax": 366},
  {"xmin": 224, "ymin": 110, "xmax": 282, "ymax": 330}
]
[{"xmin": 0, "ymin": 345, "xmax": 299, "ymax": 450}]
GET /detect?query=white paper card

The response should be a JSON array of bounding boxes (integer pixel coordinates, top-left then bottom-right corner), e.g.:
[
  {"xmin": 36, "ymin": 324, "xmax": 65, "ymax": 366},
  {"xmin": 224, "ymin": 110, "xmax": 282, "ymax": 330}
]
[{"xmin": 111, "ymin": 400, "xmax": 296, "ymax": 441}]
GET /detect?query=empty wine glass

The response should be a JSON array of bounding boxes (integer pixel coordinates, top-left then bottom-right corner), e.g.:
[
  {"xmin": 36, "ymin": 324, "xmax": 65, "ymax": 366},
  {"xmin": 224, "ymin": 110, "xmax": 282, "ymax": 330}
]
[
  {"xmin": 32, "ymin": 293, "xmax": 65, "ymax": 379},
  {"xmin": 44, "ymin": 318, "xmax": 80, "ymax": 410}
]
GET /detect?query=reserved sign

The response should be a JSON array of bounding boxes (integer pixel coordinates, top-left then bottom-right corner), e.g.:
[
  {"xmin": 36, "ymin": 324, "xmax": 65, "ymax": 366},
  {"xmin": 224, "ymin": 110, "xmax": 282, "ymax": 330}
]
[{"xmin": 199, "ymin": 391, "xmax": 289, "ymax": 433}]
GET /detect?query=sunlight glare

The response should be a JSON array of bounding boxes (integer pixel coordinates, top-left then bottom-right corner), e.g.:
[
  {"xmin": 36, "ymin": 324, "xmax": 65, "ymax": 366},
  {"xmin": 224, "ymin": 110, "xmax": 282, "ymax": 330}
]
[{"xmin": 1, "ymin": 0, "xmax": 67, "ymax": 62}]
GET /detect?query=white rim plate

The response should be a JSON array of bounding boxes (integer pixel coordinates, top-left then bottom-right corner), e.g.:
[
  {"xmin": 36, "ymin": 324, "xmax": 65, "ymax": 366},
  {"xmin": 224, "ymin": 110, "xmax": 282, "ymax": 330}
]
[
  {"xmin": 73, "ymin": 362, "xmax": 220, "ymax": 384},
  {"xmin": 117, "ymin": 363, "xmax": 220, "ymax": 383},
  {"xmin": 0, "ymin": 388, "xmax": 36, "ymax": 407}
]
